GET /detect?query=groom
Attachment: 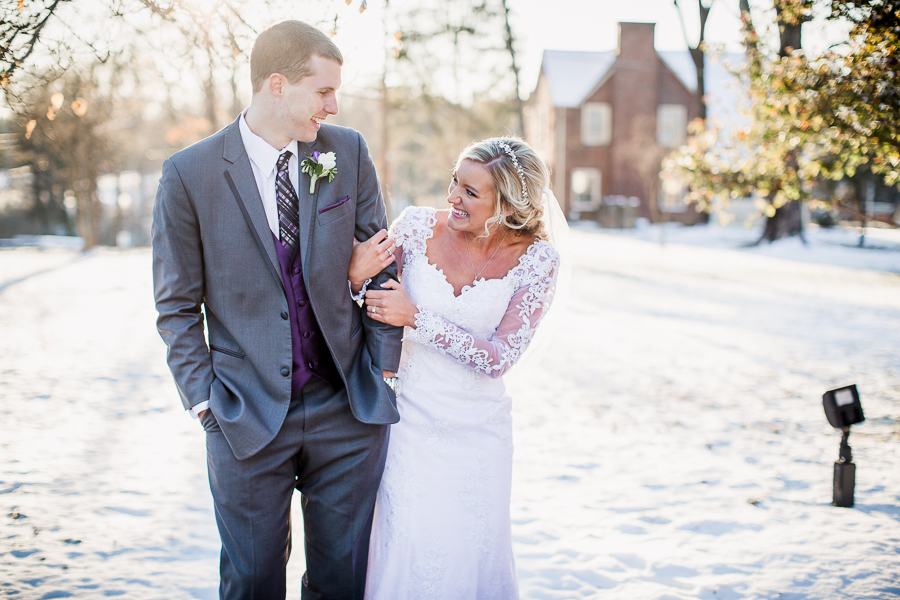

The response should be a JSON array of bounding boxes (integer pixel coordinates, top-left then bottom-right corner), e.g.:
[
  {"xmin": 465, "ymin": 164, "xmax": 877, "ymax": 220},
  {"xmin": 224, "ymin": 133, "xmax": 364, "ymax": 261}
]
[{"xmin": 152, "ymin": 21, "xmax": 401, "ymax": 599}]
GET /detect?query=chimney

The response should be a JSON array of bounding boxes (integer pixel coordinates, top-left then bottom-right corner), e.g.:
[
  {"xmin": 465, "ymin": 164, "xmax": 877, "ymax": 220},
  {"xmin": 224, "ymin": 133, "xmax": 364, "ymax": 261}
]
[{"xmin": 617, "ymin": 22, "xmax": 656, "ymax": 59}]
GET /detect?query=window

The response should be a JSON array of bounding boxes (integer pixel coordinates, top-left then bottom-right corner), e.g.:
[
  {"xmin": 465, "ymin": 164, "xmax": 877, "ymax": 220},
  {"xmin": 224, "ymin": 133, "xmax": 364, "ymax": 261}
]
[
  {"xmin": 657, "ymin": 104, "xmax": 687, "ymax": 147},
  {"xmin": 581, "ymin": 103, "xmax": 612, "ymax": 146},
  {"xmin": 570, "ymin": 168, "xmax": 602, "ymax": 213}
]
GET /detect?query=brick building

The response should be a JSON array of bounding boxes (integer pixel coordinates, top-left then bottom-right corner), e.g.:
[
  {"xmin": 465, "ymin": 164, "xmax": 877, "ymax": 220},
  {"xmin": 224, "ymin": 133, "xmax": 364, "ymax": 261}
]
[{"xmin": 528, "ymin": 22, "xmax": 737, "ymax": 225}]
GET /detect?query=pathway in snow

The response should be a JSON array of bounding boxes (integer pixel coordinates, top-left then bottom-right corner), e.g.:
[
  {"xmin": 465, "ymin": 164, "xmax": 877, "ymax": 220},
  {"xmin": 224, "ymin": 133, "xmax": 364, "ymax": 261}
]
[{"xmin": 1, "ymin": 230, "xmax": 898, "ymax": 599}]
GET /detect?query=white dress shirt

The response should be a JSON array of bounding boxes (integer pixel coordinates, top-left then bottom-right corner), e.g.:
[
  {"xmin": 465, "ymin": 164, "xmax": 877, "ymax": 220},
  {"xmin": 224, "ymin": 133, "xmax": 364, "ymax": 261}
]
[{"xmin": 239, "ymin": 111, "xmax": 301, "ymax": 238}]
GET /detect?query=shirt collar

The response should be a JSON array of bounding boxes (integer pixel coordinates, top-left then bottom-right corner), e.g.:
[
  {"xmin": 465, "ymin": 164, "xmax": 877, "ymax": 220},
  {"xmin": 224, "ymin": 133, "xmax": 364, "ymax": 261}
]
[{"xmin": 239, "ymin": 111, "xmax": 299, "ymax": 177}]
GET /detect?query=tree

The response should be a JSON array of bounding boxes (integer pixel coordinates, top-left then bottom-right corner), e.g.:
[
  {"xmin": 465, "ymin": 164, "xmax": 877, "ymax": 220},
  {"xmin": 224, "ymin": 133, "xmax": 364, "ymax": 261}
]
[
  {"xmin": 1, "ymin": 0, "xmax": 339, "ymax": 245},
  {"xmin": 666, "ymin": 0, "xmax": 900, "ymax": 243},
  {"xmin": 771, "ymin": 1, "xmax": 900, "ymax": 194},
  {"xmin": 8, "ymin": 52, "xmax": 161, "ymax": 248},
  {"xmin": 500, "ymin": 0, "xmax": 525, "ymax": 135},
  {"xmin": 347, "ymin": 0, "xmax": 522, "ymax": 212},
  {"xmin": 1, "ymin": 0, "xmax": 71, "ymax": 86},
  {"xmin": 752, "ymin": 0, "xmax": 812, "ymax": 242},
  {"xmin": 673, "ymin": 0, "xmax": 716, "ymax": 119}
]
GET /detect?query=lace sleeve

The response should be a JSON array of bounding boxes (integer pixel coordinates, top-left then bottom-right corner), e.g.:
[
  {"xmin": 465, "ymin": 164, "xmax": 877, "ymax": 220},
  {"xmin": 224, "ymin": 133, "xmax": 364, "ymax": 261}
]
[
  {"xmin": 389, "ymin": 206, "xmax": 436, "ymax": 253},
  {"xmin": 405, "ymin": 242, "xmax": 559, "ymax": 378},
  {"xmin": 388, "ymin": 205, "xmax": 436, "ymax": 276}
]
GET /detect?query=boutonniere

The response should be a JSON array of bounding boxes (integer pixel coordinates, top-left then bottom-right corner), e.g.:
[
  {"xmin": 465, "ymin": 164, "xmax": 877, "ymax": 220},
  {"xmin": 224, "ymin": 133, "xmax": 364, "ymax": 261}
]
[{"xmin": 300, "ymin": 151, "xmax": 337, "ymax": 194}]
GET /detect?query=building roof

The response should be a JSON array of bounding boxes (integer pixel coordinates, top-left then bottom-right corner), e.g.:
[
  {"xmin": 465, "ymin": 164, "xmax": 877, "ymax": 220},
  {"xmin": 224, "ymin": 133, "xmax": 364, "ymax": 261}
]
[
  {"xmin": 658, "ymin": 51, "xmax": 698, "ymax": 91},
  {"xmin": 540, "ymin": 50, "xmax": 617, "ymax": 108},
  {"xmin": 538, "ymin": 48, "xmax": 746, "ymax": 125}
]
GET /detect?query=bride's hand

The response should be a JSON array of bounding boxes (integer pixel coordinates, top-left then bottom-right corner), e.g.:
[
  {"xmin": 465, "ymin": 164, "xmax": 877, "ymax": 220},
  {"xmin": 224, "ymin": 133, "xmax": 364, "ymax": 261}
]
[
  {"xmin": 349, "ymin": 229, "xmax": 396, "ymax": 286},
  {"xmin": 365, "ymin": 279, "xmax": 418, "ymax": 328}
]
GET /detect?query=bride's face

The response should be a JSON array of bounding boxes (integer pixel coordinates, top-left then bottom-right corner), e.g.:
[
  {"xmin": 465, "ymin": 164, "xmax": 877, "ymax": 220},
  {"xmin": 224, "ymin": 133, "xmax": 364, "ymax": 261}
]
[{"xmin": 446, "ymin": 159, "xmax": 496, "ymax": 234}]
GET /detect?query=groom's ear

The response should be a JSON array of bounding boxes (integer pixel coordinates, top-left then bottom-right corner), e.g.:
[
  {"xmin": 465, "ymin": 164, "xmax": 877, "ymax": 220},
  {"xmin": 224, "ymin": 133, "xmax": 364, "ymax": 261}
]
[{"xmin": 268, "ymin": 73, "xmax": 287, "ymax": 97}]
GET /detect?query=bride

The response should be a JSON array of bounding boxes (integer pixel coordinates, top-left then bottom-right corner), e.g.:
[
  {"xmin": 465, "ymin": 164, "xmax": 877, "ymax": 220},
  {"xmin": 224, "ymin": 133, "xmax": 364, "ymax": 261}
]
[{"xmin": 349, "ymin": 137, "xmax": 564, "ymax": 598}]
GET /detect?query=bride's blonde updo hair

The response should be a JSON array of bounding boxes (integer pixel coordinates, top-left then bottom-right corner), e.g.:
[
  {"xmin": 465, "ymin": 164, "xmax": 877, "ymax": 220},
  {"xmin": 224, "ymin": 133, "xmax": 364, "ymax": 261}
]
[{"xmin": 454, "ymin": 137, "xmax": 549, "ymax": 240}]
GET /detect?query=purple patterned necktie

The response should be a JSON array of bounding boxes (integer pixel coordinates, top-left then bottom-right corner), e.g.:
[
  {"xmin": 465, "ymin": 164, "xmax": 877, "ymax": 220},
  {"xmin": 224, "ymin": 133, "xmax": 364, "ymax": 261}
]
[{"xmin": 275, "ymin": 151, "xmax": 300, "ymax": 255}]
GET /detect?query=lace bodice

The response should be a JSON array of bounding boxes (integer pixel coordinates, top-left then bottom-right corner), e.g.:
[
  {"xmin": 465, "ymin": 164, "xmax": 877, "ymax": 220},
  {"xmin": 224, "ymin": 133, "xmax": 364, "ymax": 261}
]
[{"xmin": 388, "ymin": 206, "xmax": 559, "ymax": 378}]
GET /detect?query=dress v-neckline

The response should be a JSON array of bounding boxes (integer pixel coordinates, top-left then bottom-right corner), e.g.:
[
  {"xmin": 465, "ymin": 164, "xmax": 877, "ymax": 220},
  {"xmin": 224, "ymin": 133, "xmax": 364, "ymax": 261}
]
[{"xmin": 416, "ymin": 209, "xmax": 539, "ymax": 299}]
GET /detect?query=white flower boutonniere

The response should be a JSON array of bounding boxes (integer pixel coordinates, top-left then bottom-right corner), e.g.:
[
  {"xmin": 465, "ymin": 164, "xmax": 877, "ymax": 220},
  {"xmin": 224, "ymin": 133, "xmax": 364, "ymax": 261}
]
[{"xmin": 300, "ymin": 151, "xmax": 337, "ymax": 194}]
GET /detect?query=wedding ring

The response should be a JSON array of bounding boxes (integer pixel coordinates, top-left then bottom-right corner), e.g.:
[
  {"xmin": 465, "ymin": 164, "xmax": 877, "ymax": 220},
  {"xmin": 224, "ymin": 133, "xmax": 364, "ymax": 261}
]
[
  {"xmin": 372, "ymin": 306, "xmax": 377, "ymax": 314},
  {"xmin": 387, "ymin": 249, "xmax": 393, "ymax": 256}
]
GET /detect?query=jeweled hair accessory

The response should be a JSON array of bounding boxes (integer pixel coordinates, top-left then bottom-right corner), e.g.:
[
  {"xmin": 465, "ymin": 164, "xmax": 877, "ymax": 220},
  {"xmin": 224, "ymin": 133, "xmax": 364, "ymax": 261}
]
[{"xmin": 497, "ymin": 141, "xmax": 528, "ymax": 203}]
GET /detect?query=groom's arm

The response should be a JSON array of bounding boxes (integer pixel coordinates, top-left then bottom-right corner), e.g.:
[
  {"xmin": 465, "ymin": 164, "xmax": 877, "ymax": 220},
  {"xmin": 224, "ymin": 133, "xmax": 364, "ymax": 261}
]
[
  {"xmin": 353, "ymin": 131, "xmax": 403, "ymax": 373},
  {"xmin": 151, "ymin": 158, "xmax": 215, "ymax": 415}
]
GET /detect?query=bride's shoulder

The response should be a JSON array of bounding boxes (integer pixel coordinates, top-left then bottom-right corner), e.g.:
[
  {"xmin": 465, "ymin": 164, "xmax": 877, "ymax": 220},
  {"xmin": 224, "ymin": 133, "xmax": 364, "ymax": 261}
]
[
  {"xmin": 515, "ymin": 238, "xmax": 560, "ymax": 281},
  {"xmin": 528, "ymin": 238, "xmax": 560, "ymax": 261},
  {"xmin": 389, "ymin": 205, "xmax": 439, "ymax": 246}
]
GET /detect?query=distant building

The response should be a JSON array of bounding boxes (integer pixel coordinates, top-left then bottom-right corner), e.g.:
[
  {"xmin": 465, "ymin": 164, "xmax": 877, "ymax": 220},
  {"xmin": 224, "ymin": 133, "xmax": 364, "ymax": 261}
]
[{"xmin": 528, "ymin": 22, "xmax": 741, "ymax": 226}]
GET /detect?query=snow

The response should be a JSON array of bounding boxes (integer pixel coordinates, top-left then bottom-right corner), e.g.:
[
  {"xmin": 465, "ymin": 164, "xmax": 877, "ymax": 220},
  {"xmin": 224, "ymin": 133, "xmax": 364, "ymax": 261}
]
[
  {"xmin": 596, "ymin": 221, "xmax": 900, "ymax": 273},
  {"xmin": 1, "ymin": 226, "xmax": 899, "ymax": 599}
]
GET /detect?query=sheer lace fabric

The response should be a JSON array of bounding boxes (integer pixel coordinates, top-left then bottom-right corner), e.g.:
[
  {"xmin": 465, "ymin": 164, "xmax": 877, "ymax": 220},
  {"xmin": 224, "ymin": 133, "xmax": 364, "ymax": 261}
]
[
  {"xmin": 364, "ymin": 206, "xmax": 560, "ymax": 600},
  {"xmin": 390, "ymin": 206, "xmax": 559, "ymax": 378}
]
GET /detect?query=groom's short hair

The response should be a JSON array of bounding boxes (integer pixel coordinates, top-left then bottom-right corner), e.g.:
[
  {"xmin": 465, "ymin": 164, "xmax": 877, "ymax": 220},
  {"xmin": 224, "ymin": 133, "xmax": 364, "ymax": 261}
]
[{"xmin": 250, "ymin": 21, "xmax": 344, "ymax": 94}]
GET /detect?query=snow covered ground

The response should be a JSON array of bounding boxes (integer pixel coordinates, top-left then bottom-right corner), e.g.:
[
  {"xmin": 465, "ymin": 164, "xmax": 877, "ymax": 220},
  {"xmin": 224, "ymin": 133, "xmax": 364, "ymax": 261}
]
[{"xmin": 1, "ymin": 225, "xmax": 898, "ymax": 599}]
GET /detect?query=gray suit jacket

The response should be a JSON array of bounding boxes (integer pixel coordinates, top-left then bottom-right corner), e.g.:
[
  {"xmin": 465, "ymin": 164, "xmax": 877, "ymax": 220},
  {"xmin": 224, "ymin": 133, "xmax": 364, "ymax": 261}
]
[{"xmin": 152, "ymin": 117, "xmax": 402, "ymax": 460}]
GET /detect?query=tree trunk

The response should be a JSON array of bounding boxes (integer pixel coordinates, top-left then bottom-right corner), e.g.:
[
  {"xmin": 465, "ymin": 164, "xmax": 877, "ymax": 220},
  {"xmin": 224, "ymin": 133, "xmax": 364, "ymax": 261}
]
[
  {"xmin": 501, "ymin": 0, "xmax": 526, "ymax": 137},
  {"xmin": 379, "ymin": 1, "xmax": 391, "ymax": 212},
  {"xmin": 74, "ymin": 132, "xmax": 102, "ymax": 249},
  {"xmin": 689, "ymin": 47, "xmax": 706, "ymax": 120},
  {"xmin": 674, "ymin": 0, "xmax": 713, "ymax": 120},
  {"xmin": 203, "ymin": 41, "xmax": 219, "ymax": 134},
  {"xmin": 379, "ymin": 75, "xmax": 391, "ymax": 209},
  {"xmin": 775, "ymin": 5, "xmax": 803, "ymax": 56},
  {"xmin": 76, "ymin": 185, "xmax": 101, "ymax": 250},
  {"xmin": 739, "ymin": 0, "xmax": 757, "ymax": 57},
  {"xmin": 756, "ymin": 1, "xmax": 809, "ymax": 242},
  {"xmin": 758, "ymin": 196, "xmax": 804, "ymax": 244}
]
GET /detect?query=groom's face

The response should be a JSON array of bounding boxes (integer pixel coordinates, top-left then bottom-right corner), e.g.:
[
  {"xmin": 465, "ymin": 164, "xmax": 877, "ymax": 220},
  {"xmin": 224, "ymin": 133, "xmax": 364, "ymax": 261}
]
[{"xmin": 281, "ymin": 55, "xmax": 341, "ymax": 143}]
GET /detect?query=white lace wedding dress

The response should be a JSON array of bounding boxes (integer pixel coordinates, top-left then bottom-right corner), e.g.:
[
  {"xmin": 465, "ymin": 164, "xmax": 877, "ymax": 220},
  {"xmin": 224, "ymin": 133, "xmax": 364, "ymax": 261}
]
[{"xmin": 364, "ymin": 206, "xmax": 559, "ymax": 600}]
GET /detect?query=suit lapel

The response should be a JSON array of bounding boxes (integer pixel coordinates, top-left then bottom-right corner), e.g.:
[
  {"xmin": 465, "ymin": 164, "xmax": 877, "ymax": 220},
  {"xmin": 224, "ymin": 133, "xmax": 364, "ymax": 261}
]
[
  {"xmin": 222, "ymin": 119, "xmax": 285, "ymax": 292},
  {"xmin": 296, "ymin": 140, "xmax": 323, "ymax": 272}
]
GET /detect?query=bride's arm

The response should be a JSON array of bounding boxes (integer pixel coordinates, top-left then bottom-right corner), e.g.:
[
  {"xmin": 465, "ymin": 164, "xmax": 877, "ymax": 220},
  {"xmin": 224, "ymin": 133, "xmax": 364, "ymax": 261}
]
[{"xmin": 405, "ymin": 250, "xmax": 559, "ymax": 378}]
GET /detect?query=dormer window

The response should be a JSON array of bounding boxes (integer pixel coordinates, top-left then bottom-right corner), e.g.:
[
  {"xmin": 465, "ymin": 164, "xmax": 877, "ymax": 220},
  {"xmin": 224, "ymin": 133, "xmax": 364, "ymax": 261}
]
[
  {"xmin": 581, "ymin": 103, "xmax": 612, "ymax": 146},
  {"xmin": 657, "ymin": 104, "xmax": 687, "ymax": 147}
]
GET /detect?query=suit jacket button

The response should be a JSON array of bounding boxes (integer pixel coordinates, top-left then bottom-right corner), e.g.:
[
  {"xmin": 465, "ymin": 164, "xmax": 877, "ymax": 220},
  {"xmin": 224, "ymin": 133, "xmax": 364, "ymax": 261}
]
[
  {"xmin": 281, "ymin": 311, "xmax": 289, "ymax": 320},
  {"xmin": 302, "ymin": 331, "xmax": 311, "ymax": 339},
  {"xmin": 293, "ymin": 267, "xmax": 301, "ymax": 275},
  {"xmin": 281, "ymin": 367, "xmax": 290, "ymax": 377},
  {"xmin": 308, "ymin": 361, "xmax": 317, "ymax": 370}
]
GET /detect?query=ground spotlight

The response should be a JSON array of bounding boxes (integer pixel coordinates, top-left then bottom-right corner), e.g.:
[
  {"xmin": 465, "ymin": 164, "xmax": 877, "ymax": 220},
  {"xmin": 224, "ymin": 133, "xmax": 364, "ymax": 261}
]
[{"xmin": 822, "ymin": 384, "xmax": 865, "ymax": 507}]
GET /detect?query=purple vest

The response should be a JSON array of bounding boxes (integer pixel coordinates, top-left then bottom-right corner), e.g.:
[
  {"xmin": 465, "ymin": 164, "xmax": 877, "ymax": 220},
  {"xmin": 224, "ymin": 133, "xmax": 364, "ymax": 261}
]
[{"xmin": 272, "ymin": 233, "xmax": 342, "ymax": 397}]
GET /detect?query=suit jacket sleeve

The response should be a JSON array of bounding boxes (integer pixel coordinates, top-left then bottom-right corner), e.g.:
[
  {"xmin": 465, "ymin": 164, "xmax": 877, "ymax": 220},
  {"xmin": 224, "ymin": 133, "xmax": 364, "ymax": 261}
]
[
  {"xmin": 151, "ymin": 158, "xmax": 214, "ymax": 411},
  {"xmin": 353, "ymin": 131, "xmax": 403, "ymax": 372}
]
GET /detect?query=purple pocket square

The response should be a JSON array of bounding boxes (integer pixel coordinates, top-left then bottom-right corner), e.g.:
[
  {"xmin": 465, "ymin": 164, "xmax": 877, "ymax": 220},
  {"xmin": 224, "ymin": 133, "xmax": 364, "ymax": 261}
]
[{"xmin": 318, "ymin": 196, "xmax": 351, "ymax": 214}]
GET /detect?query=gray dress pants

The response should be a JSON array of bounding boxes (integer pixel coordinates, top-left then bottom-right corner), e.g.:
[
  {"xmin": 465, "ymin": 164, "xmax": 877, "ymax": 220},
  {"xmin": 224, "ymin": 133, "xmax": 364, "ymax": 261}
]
[{"xmin": 202, "ymin": 377, "xmax": 389, "ymax": 600}]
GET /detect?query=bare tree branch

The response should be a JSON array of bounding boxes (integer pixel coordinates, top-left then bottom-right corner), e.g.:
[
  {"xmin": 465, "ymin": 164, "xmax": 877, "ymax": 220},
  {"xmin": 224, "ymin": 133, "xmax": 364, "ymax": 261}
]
[{"xmin": 834, "ymin": 201, "xmax": 900, "ymax": 229}]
